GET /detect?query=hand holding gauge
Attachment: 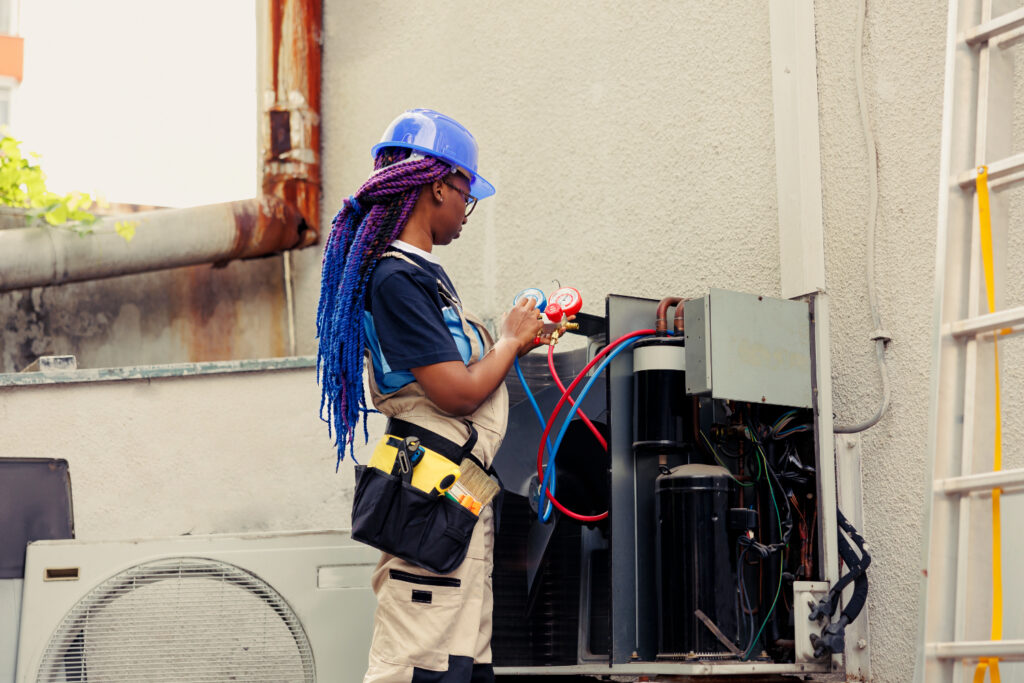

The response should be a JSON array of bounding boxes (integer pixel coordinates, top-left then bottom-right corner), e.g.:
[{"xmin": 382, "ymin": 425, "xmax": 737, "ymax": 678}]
[{"xmin": 513, "ymin": 286, "xmax": 583, "ymax": 346}]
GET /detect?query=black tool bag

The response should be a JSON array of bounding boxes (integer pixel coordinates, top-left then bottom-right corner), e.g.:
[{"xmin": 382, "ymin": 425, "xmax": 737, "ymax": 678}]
[
  {"xmin": 351, "ymin": 464, "xmax": 478, "ymax": 574},
  {"xmin": 350, "ymin": 419, "xmax": 495, "ymax": 575}
]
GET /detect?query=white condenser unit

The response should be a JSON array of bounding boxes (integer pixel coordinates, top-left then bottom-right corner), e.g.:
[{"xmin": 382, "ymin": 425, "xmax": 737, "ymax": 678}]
[{"xmin": 15, "ymin": 530, "xmax": 378, "ymax": 683}]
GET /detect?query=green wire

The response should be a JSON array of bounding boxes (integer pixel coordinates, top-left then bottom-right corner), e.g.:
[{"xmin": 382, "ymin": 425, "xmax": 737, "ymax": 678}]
[
  {"xmin": 699, "ymin": 430, "xmax": 753, "ymax": 488},
  {"xmin": 701, "ymin": 421, "xmax": 791, "ymax": 659},
  {"xmin": 751, "ymin": 437, "xmax": 783, "ymax": 539},
  {"xmin": 742, "ymin": 429, "xmax": 786, "ymax": 661},
  {"xmin": 742, "ymin": 426, "xmax": 764, "ymax": 481}
]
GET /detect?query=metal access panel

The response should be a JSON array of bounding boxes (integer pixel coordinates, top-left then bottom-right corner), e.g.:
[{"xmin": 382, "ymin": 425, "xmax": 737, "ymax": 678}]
[{"xmin": 685, "ymin": 288, "xmax": 812, "ymax": 408}]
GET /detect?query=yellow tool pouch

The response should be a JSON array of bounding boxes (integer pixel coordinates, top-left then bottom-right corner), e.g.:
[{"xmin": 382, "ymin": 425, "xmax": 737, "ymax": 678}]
[{"xmin": 368, "ymin": 436, "xmax": 461, "ymax": 495}]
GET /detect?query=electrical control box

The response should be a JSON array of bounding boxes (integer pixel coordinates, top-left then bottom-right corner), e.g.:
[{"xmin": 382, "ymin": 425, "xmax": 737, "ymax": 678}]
[{"xmin": 684, "ymin": 288, "xmax": 812, "ymax": 408}]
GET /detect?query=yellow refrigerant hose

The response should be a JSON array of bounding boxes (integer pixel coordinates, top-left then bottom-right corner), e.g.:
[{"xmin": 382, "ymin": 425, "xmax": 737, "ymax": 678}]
[{"xmin": 973, "ymin": 166, "xmax": 1003, "ymax": 683}]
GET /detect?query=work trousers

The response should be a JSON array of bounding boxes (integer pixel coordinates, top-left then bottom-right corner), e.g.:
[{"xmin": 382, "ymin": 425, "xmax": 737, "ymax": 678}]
[{"xmin": 363, "ymin": 504, "xmax": 495, "ymax": 683}]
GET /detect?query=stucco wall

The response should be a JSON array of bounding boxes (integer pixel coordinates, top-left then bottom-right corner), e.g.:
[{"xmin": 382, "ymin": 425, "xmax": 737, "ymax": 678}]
[
  {"xmin": 815, "ymin": 3, "xmax": 946, "ymax": 681},
  {"xmin": 0, "ymin": 367, "xmax": 364, "ymax": 539},
  {"xmin": 293, "ymin": 1, "xmax": 782, "ymax": 348}
]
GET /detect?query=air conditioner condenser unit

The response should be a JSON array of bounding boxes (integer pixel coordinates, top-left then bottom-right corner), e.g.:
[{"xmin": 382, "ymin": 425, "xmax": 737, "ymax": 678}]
[{"xmin": 15, "ymin": 530, "xmax": 378, "ymax": 683}]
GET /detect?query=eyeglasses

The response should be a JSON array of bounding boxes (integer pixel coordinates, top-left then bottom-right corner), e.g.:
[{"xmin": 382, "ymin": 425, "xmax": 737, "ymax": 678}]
[{"xmin": 442, "ymin": 178, "xmax": 478, "ymax": 218}]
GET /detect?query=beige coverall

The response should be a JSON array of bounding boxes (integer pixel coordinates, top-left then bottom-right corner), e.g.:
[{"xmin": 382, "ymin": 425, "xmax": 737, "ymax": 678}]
[{"xmin": 362, "ymin": 291, "xmax": 509, "ymax": 683}]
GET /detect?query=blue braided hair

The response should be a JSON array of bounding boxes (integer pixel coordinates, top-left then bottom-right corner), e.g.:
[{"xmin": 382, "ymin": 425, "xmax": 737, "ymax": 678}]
[{"xmin": 317, "ymin": 147, "xmax": 454, "ymax": 467}]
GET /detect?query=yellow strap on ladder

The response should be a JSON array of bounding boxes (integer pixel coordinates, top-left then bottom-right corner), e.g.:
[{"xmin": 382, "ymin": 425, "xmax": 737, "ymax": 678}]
[{"xmin": 972, "ymin": 166, "xmax": 1003, "ymax": 683}]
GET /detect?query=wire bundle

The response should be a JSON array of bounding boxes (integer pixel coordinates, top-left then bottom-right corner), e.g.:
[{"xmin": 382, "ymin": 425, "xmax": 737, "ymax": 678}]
[
  {"xmin": 703, "ymin": 415, "xmax": 802, "ymax": 660},
  {"xmin": 770, "ymin": 409, "xmax": 812, "ymax": 439},
  {"xmin": 737, "ymin": 421, "xmax": 792, "ymax": 660}
]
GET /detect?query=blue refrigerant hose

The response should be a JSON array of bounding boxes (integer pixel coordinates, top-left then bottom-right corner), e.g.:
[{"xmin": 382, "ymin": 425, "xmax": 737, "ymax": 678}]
[
  {"xmin": 513, "ymin": 357, "xmax": 558, "ymax": 519},
  {"xmin": 536, "ymin": 334, "xmax": 650, "ymax": 522}
]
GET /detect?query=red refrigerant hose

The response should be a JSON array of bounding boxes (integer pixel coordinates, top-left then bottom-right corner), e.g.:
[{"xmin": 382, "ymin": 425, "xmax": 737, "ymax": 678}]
[
  {"xmin": 536, "ymin": 328, "xmax": 657, "ymax": 522},
  {"xmin": 546, "ymin": 344, "xmax": 608, "ymax": 451}
]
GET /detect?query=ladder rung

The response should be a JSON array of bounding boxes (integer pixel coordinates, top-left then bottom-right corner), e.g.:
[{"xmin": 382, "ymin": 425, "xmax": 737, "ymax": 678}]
[
  {"xmin": 937, "ymin": 467, "xmax": 1024, "ymax": 494},
  {"xmin": 965, "ymin": 7, "xmax": 1024, "ymax": 45},
  {"xmin": 928, "ymin": 640, "xmax": 1024, "ymax": 661},
  {"xmin": 948, "ymin": 305, "xmax": 1024, "ymax": 338},
  {"xmin": 957, "ymin": 151, "xmax": 1024, "ymax": 190}
]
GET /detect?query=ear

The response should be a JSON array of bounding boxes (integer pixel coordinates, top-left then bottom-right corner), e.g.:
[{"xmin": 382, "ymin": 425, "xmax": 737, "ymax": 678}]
[{"xmin": 432, "ymin": 179, "xmax": 445, "ymax": 204}]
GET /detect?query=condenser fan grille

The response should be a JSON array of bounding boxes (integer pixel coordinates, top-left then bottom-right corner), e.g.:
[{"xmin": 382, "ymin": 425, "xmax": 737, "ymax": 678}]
[{"xmin": 37, "ymin": 557, "xmax": 315, "ymax": 682}]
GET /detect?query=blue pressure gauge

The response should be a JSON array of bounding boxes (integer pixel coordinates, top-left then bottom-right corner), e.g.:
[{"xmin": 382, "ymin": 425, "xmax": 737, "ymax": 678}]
[{"xmin": 513, "ymin": 288, "xmax": 547, "ymax": 312}]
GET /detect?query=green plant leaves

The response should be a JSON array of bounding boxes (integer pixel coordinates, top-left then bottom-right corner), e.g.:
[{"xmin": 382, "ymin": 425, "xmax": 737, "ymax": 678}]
[
  {"xmin": 43, "ymin": 204, "xmax": 68, "ymax": 226},
  {"xmin": 114, "ymin": 220, "xmax": 137, "ymax": 242},
  {"xmin": 0, "ymin": 134, "xmax": 128, "ymax": 240}
]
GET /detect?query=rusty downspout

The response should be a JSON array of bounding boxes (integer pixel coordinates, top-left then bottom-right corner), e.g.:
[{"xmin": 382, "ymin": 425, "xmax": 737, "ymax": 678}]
[
  {"xmin": 261, "ymin": 0, "xmax": 322, "ymax": 355},
  {"xmin": 259, "ymin": 0, "xmax": 321, "ymax": 251}
]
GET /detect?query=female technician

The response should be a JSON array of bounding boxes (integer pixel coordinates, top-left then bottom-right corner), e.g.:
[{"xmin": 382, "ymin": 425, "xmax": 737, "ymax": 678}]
[{"xmin": 317, "ymin": 109, "xmax": 544, "ymax": 683}]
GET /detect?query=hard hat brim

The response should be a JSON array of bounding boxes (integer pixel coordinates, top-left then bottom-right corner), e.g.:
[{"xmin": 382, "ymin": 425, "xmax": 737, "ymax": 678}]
[{"xmin": 371, "ymin": 141, "xmax": 495, "ymax": 199}]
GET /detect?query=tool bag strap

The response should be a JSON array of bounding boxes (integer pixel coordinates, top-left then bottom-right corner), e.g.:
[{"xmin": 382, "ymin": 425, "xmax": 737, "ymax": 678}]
[{"xmin": 385, "ymin": 417, "xmax": 489, "ymax": 473}]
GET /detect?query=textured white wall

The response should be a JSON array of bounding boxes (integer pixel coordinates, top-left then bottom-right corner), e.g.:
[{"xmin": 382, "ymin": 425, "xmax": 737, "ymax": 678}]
[
  {"xmin": 815, "ymin": 3, "xmax": 947, "ymax": 681},
  {"xmin": 0, "ymin": 369, "xmax": 370, "ymax": 539},
  {"xmin": 292, "ymin": 1, "xmax": 782, "ymax": 348}
]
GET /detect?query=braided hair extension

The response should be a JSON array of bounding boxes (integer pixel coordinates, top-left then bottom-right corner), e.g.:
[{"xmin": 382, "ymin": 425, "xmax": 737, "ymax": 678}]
[{"xmin": 317, "ymin": 148, "xmax": 454, "ymax": 467}]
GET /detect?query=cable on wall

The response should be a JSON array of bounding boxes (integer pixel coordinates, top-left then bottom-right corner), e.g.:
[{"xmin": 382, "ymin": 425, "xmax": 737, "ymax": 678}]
[{"xmin": 834, "ymin": 0, "xmax": 892, "ymax": 434}]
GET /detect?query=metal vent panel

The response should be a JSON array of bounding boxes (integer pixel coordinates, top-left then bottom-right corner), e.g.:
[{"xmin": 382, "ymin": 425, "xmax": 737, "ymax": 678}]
[{"xmin": 37, "ymin": 557, "xmax": 314, "ymax": 682}]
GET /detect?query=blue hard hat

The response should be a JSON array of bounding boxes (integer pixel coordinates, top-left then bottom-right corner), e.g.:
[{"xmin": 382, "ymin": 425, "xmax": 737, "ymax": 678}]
[{"xmin": 371, "ymin": 109, "xmax": 496, "ymax": 199}]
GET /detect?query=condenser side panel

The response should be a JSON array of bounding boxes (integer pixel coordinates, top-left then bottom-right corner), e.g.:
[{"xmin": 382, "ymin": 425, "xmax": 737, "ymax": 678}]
[
  {"xmin": 607, "ymin": 294, "xmax": 664, "ymax": 663},
  {"xmin": 683, "ymin": 297, "xmax": 710, "ymax": 396}
]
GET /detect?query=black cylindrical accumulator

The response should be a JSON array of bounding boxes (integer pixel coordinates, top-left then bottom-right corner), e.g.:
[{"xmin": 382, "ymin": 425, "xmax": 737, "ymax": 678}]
[
  {"xmin": 632, "ymin": 337, "xmax": 689, "ymax": 453},
  {"xmin": 656, "ymin": 464, "xmax": 736, "ymax": 656}
]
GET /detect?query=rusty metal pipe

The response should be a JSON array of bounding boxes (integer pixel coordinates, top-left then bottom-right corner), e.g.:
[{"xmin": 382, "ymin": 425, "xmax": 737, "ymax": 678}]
[
  {"xmin": 261, "ymin": 0, "xmax": 321, "ymax": 245},
  {"xmin": 0, "ymin": 197, "xmax": 307, "ymax": 292}
]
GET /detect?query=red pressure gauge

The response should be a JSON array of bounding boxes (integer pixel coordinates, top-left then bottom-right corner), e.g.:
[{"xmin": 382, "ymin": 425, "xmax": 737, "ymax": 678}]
[{"xmin": 545, "ymin": 287, "xmax": 582, "ymax": 322}]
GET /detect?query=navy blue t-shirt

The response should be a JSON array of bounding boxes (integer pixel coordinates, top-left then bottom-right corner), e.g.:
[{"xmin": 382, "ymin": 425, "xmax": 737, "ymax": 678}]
[{"xmin": 363, "ymin": 245, "xmax": 483, "ymax": 394}]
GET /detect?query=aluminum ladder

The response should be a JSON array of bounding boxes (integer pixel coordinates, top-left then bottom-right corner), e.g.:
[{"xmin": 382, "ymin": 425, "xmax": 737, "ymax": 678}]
[{"xmin": 917, "ymin": 1, "xmax": 1024, "ymax": 681}]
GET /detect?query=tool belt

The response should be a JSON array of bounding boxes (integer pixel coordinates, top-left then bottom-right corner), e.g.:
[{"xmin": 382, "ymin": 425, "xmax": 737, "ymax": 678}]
[{"xmin": 351, "ymin": 419, "xmax": 501, "ymax": 575}]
